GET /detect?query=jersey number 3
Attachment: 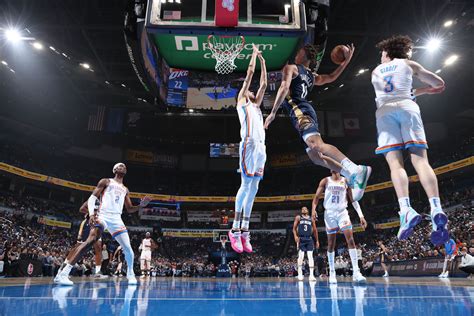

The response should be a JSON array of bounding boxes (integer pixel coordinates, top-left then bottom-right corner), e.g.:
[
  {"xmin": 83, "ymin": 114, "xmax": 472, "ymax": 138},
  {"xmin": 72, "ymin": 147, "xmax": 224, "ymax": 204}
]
[{"xmin": 383, "ymin": 75, "xmax": 394, "ymax": 93}]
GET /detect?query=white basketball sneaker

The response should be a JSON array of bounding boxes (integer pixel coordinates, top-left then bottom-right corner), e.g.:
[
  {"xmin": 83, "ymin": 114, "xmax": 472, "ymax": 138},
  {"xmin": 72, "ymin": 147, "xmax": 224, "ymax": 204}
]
[
  {"xmin": 297, "ymin": 274, "xmax": 304, "ymax": 281},
  {"xmin": 309, "ymin": 274, "xmax": 317, "ymax": 282},
  {"xmin": 127, "ymin": 275, "xmax": 138, "ymax": 285},
  {"xmin": 352, "ymin": 272, "xmax": 366, "ymax": 283},
  {"xmin": 55, "ymin": 274, "xmax": 73, "ymax": 286},
  {"xmin": 350, "ymin": 166, "xmax": 372, "ymax": 201},
  {"xmin": 329, "ymin": 272, "xmax": 337, "ymax": 284}
]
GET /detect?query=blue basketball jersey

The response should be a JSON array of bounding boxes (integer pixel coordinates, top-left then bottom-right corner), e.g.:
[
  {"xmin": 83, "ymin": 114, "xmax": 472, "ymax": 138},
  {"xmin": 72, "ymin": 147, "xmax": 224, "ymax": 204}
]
[
  {"xmin": 298, "ymin": 215, "xmax": 313, "ymax": 240},
  {"xmin": 288, "ymin": 65, "xmax": 314, "ymax": 102}
]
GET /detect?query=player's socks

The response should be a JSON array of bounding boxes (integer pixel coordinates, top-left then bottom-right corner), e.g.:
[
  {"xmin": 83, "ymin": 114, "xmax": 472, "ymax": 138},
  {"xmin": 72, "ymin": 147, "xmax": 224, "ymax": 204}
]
[
  {"xmin": 398, "ymin": 197, "xmax": 411, "ymax": 213},
  {"xmin": 348, "ymin": 249, "xmax": 360, "ymax": 273},
  {"xmin": 429, "ymin": 197, "xmax": 442, "ymax": 211},
  {"xmin": 297, "ymin": 266, "xmax": 304, "ymax": 281},
  {"xmin": 95, "ymin": 265, "xmax": 101, "ymax": 274},
  {"xmin": 341, "ymin": 158, "xmax": 360, "ymax": 179},
  {"xmin": 327, "ymin": 251, "xmax": 335, "ymax": 272},
  {"xmin": 232, "ymin": 212, "xmax": 242, "ymax": 230}
]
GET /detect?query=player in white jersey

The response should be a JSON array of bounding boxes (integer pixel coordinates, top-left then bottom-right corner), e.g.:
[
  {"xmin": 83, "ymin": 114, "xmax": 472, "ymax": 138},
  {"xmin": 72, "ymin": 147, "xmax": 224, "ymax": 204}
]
[
  {"xmin": 229, "ymin": 44, "xmax": 267, "ymax": 253},
  {"xmin": 312, "ymin": 171, "xmax": 368, "ymax": 283},
  {"xmin": 139, "ymin": 232, "xmax": 157, "ymax": 278},
  {"xmin": 54, "ymin": 163, "xmax": 151, "ymax": 285},
  {"xmin": 371, "ymin": 35, "xmax": 448, "ymax": 245}
]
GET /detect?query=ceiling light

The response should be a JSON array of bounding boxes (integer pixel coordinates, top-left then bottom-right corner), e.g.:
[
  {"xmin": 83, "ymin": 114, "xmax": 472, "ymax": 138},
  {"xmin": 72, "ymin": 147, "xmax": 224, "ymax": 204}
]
[
  {"xmin": 32, "ymin": 42, "xmax": 43, "ymax": 50},
  {"xmin": 443, "ymin": 20, "xmax": 453, "ymax": 27},
  {"xmin": 425, "ymin": 38, "xmax": 441, "ymax": 52},
  {"xmin": 339, "ymin": 84, "xmax": 344, "ymax": 88},
  {"xmin": 49, "ymin": 46, "xmax": 56, "ymax": 51},
  {"xmin": 121, "ymin": 83, "xmax": 126, "ymax": 87},
  {"xmin": 80, "ymin": 63, "xmax": 90, "ymax": 69},
  {"xmin": 358, "ymin": 69, "xmax": 366, "ymax": 74},
  {"xmin": 323, "ymin": 87, "xmax": 329, "ymax": 91},
  {"xmin": 189, "ymin": 109, "xmax": 194, "ymax": 113},
  {"xmin": 105, "ymin": 80, "xmax": 110, "ymax": 84},
  {"xmin": 1, "ymin": 61, "xmax": 7, "ymax": 66},
  {"xmin": 444, "ymin": 55, "xmax": 458, "ymax": 66},
  {"xmin": 10, "ymin": 69, "xmax": 15, "ymax": 73},
  {"xmin": 5, "ymin": 29, "xmax": 21, "ymax": 43},
  {"xmin": 435, "ymin": 69, "xmax": 442, "ymax": 74},
  {"xmin": 62, "ymin": 53, "xmax": 68, "ymax": 58}
]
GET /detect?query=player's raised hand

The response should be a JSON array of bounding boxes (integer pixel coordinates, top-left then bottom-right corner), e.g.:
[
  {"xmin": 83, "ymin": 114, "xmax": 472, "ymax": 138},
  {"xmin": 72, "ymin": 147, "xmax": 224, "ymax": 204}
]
[
  {"xmin": 139, "ymin": 196, "xmax": 152, "ymax": 208},
  {"xmin": 341, "ymin": 43, "xmax": 355, "ymax": 66},
  {"xmin": 252, "ymin": 43, "xmax": 262, "ymax": 55},
  {"xmin": 360, "ymin": 217, "xmax": 367, "ymax": 229},
  {"xmin": 264, "ymin": 113, "xmax": 275, "ymax": 129}
]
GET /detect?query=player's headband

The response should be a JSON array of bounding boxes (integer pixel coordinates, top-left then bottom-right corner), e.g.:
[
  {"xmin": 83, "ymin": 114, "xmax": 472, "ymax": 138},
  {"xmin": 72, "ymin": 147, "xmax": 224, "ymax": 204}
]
[{"xmin": 113, "ymin": 162, "xmax": 126, "ymax": 173}]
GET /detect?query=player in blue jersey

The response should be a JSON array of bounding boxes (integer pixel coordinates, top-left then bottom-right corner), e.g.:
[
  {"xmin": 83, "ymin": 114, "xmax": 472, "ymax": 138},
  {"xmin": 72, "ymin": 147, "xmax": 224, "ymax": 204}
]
[
  {"xmin": 439, "ymin": 238, "xmax": 457, "ymax": 278},
  {"xmin": 293, "ymin": 207, "xmax": 319, "ymax": 281},
  {"xmin": 264, "ymin": 44, "xmax": 371, "ymax": 204}
]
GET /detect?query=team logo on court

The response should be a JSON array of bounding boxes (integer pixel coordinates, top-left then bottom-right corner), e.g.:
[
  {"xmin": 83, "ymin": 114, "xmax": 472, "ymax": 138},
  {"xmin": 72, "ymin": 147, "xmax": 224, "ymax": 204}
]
[{"xmin": 222, "ymin": 0, "xmax": 235, "ymax": 12}]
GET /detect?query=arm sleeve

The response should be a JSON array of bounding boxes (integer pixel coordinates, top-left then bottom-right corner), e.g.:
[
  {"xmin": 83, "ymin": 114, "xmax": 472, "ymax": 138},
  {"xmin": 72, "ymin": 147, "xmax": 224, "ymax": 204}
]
[
  {"xmin": 87, "ymin": 195, "xmax": 99, "ymax": 216},
  {"xmin": 352, "ymin": 201, "xmax": 364, "ymax": 218}
]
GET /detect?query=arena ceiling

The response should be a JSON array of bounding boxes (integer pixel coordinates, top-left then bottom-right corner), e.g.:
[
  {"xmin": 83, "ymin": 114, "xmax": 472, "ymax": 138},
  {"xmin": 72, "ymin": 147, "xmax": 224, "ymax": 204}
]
[{"xmin": 0, "ymin": 0, "xmax": 472, "ymax": 146}]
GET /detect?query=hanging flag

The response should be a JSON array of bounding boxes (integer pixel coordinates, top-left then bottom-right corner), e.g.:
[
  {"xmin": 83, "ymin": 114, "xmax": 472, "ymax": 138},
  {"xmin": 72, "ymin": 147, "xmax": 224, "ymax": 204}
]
[
  {"xmin": 106, "ymin": 108, "xmax": 125, "ymax": 133},
  {"xmin": 343, "ymin": 113, "xmax": 360, "ymax": 136},
  {"xmin": 87, "ymin": 106, "xmax": 106, "ymax": 132},
  {"xmin": 327, "ymin": 111, "xmax": 344, "ymax": 137}
]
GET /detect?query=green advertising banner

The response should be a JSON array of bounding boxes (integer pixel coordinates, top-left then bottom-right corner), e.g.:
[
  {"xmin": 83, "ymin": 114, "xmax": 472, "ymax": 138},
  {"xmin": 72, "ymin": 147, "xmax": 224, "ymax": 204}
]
[{"xmin": 150, "ymin": 34, "xmax": 299, "ymax": 72}]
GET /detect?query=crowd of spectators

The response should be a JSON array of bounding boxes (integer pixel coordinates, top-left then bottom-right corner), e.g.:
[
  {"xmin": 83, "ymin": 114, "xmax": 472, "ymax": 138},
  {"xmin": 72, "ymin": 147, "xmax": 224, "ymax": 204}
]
[{"xmin": 0, "ymin": 187, "xmax": 472, "ymax": 279}]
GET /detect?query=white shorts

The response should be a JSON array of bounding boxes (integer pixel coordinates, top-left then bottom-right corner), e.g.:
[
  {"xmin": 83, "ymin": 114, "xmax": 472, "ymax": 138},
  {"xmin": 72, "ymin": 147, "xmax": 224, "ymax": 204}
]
[
  {"xmin": 375, "ymin": 99, "xmax": 428, "ymax": 154},
  {"xmin": 239, "ymin": 139, "xmax": 266, "ymax": 178},
  {"xmin": 140, "ymin": 250, "xmax": 152, "ymax": 261},
  {"xmin": 97, "ymin": 213, "xmax": 128, "ymax": 238},
  {"xmin": 325, "ymin": 209, "xmax": 352, "ymax": 234}
]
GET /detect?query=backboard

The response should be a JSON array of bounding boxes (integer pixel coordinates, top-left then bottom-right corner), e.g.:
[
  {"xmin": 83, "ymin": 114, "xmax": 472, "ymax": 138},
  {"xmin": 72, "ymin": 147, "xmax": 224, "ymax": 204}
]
[{"xmin": 145, "ymin": 0, "xmax": 307, "ymax": 72}]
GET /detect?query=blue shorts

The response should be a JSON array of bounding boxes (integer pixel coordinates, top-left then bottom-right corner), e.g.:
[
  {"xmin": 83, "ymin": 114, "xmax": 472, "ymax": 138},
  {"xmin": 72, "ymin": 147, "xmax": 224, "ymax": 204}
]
[
  {"xmin": 282, "ymin": 98, "xmax": 320, "ymax": 149},
  {"xmin": 299, "ymin": 239, "xmax": 314, "ymax": 252},
  {"xmin": 77, "ymin": 217, "xmax": 102, "ymax": 242}
]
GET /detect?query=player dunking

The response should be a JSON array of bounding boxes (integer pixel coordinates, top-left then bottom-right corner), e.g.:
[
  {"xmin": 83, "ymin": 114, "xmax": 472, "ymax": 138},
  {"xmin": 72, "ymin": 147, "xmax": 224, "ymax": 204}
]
[
  {"xmin": 54, "ymin": 163, "xmax": 151, "ymax": 285},
  {"xmin": 293, "ymin": 207, "xmax": 319, "ymax": 281},
  {"xmin": 264, "ymin": 44, "xmax": 371, "ymax": 204},
  {"xmin": 371, "ymin": 35, "xmax": 448, "ymax": 244},
  {"xmin": 139, "ymin": 232, "xmax": 157, "ymax": 278},
  {"xmin": 312, "ymin": 171, "xmax": 367, "ymax": 283},
  {"xmin": 229, "ymin": 44, "xmax": 267, "ymax": 253}
]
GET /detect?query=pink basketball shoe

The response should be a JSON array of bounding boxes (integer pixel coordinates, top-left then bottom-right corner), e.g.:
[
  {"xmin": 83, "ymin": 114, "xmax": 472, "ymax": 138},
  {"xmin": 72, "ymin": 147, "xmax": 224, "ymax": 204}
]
[
  {"xmin": 241, "ymin": 231, "xmax": 253, "ymax": 253},
  {"xmin": 228, "ymin": 230, "xmax": 243, "ymax": 253}
]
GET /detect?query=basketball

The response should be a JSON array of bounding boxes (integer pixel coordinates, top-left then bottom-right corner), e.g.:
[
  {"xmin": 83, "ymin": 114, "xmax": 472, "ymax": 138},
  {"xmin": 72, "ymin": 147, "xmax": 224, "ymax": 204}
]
[{"xmin": 330, "ymin": 45, "xmax": 349, "ymax": 65}]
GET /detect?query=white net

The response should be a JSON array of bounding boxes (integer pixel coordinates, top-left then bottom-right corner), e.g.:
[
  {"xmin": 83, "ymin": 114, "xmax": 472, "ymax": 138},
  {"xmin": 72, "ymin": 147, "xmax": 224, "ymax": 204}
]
[{"xmin": 207, "ymin": 35, "xmax": 245, "ymax": 75}]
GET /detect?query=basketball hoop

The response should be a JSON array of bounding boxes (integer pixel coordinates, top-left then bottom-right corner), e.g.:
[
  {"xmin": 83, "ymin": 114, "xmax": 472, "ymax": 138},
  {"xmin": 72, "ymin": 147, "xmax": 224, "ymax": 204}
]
[{"xmin": 207, "ymin": 35, "xmax": 245, "ymax": 75}]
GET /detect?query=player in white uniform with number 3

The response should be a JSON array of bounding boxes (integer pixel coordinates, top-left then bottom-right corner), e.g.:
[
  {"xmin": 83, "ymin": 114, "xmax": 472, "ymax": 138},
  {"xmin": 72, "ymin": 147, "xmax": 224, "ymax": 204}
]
[
  {"xmin": 371, "ymin": 35, "xmax": 448, "ymax": 245},
  {"xmin": 312, "ymin": 171, "xmax": 368, "ymax": 283},
  {"xmin": 54, "ymin": 163, "xmax": 151, "ymax": 286},
  {"xmin": 229, "ymin": 44, "xmax": 267, "ymax": 254}
]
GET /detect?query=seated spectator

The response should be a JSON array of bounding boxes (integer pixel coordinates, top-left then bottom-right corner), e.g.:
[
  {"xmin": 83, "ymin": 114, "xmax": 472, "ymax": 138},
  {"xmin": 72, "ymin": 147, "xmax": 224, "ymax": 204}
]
[{"xmin": 459, "ymin": 247, "xmax": 474, "ymax": 279}]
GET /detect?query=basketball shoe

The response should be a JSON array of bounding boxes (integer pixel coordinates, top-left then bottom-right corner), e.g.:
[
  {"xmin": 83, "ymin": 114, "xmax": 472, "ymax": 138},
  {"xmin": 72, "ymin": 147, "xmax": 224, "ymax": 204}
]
[
  {"xmin": 241, "ymin": 231, "xmax": 253, "ymax": 253},
  {"xmin": 397, "ymin": 207, "xmax": 421, "ymax": 240},
  {"xmin": 350, "ymin": 166, "xmax": 372, "ymax": 201},
  {"xmin": 430, "ymin": 208, "xmax": 449, "ymax": 246},
  {"xmin": 228, "ymin": 230, "xmax": 243, "ymax": 253}
]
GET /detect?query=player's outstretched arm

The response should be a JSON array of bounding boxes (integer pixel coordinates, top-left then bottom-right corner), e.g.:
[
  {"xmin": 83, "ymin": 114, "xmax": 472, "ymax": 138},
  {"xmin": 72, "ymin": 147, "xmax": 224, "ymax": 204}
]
[
  {"xmin": 255, "ymin": 53, "xmax": 267, "ymax": 106},
  {"xmin": 264, "ymin": 64, "xmax": 295, "ymax": 129},
  {"xmin": 124, "ymin": 193, "xmax": 152, "ymax": 213},
  {"xmin": 237, "ymin": 44, "xmax": 260, "ymax": 101},
  {"xmin": 311, "ymin": 178, "xmax": 327, "ymax": 220},
  {"xmin": 407, "ymin": 60, "xmax": 445, "ymax": 96},
  {"xmin": 347, "ymin": 184, "xmax": 367, "ymax": 229},
  {"xmin": 314, "ymin": 44, "xmax": 355, "ymax": 86},
  {"xmin": 292, "ymin": 215, "xmax": 301, "ymax": 245}
]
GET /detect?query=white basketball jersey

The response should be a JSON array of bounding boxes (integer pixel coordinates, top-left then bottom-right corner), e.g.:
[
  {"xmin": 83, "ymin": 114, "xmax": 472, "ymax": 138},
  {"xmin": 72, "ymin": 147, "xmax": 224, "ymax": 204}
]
[
  {"xmin": 371, "ymin": 58, "xmax": 413, "ymax": 108},
  {"xmin": 141, "ymin": 239, "xmax": 152, "ymax": 252},
  {"xmin": 323, "ymin": 177, "xmax": 348, "ymax": 211},
  {"xmin": 237, "ymin": 98, "xmax": 265, "ymax": 142},
  {"xmin": 99, "ymin": 179, "xmax": 127, "ymax": 215}
]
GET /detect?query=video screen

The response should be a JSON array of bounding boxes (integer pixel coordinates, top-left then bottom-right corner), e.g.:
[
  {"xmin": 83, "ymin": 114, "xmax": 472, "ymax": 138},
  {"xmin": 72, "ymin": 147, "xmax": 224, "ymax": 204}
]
[{"xmin": 210, "ymin": 143, "xmax": 239, "ymax": 158}]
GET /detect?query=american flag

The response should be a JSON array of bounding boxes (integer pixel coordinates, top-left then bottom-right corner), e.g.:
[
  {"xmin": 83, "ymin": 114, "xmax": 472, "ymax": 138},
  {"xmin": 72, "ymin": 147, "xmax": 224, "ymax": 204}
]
[
  {"xmin": 87, "ymin": 106, "xmax": 106, "ymax": 131},
  {"xmin": 163, "ymin": 10, "xmax": 181, "ymax": 20}
]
